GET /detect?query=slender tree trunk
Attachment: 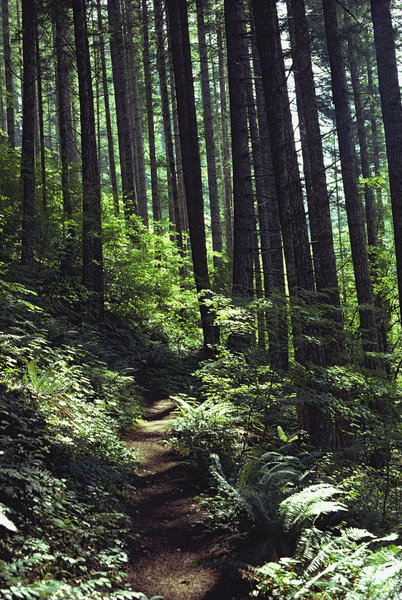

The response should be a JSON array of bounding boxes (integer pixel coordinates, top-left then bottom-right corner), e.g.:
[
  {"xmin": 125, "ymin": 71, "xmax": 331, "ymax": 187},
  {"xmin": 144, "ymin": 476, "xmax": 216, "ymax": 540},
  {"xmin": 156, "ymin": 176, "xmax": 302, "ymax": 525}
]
[
  {"xmin": 54, "ymin": 1, "xmax": 74, "ymax": 228},
  {"xmin": 166, "ymin": 0, "xmax": 218, "ymax": 348},
  {"xmin": 108, "ymin": 0, "xmax": 136, "ymax": 219},
  {"xmin": 249, "ymin": 11, "xmax": 288, "ymax": 369},
  {"xmin": 122, "ymin": 0, "xmax": 148, "ymax": 226},
  {"xmin": 217, "ymin": 24, "xmax": 233, "ymax": 256},
  {"xmin": 35, "ymin": 28, "xmax": 47, "ymax": 213},
  {"xmin": 72, "ymin": 0, "xmax": 104, "ymax": 317},
  {"xmin": 196, "ymin": 0, "xmax": 223, "ymax": 281},
  {"xmin": 345, "ymin": 9, "xmax": 388, "ymax": 354},
  {"xmin": 21, "ymin": 0, "xmax": 36, "ymax": 266},
  {"xmin": 289, "ymin": 0, "xmax": 346, "ymax": 367},
  {"xmin": 2, "ymin": 0, "xmax": 15, "ymax": 148},
  {"xmin": 370, "ymin": 0, "xmax": 402, "ymax": 328},
  {"xmin": 170, "ymin": 65, "xmax": 188, "ymax": 234},
  {"xmin": 225, "ymin": 0, "xmax": 255, "ymax": 297},
  {"xmin": 0, "ymin": 51, "xmax": 5, "ymax": 134},
  {"xmin": 96, "ymin": 0, "xmax": 119, "ymax": 216},
  {"xmin": 142, "ymin": 0, "xmax": 160, "ymax": 224},
  {"xmin": 323, "ymin": 0, "xmax": 379, "ymax": 367},
  {"xmin": 366, "ymin": 55, "xmax": 385, "ymax": 240},
  {"xmin": 154, "ymin": 0, "xmax": 183, "ymax": 248}
]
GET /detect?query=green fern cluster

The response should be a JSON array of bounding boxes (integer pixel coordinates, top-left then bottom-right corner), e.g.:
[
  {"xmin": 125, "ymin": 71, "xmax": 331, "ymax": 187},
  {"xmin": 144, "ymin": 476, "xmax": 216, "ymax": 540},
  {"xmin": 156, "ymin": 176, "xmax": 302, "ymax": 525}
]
[{"xmin": 254, "ymin": 485, "xmax": 402, "ymax": 599}]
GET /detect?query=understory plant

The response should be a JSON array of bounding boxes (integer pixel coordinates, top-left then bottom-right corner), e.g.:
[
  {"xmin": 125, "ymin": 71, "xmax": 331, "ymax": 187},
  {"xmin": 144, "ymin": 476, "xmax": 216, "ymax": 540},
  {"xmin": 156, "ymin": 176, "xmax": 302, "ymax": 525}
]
[{"xmin": 0, "ymin": 272, "xmax": 147, "ymax": 599}]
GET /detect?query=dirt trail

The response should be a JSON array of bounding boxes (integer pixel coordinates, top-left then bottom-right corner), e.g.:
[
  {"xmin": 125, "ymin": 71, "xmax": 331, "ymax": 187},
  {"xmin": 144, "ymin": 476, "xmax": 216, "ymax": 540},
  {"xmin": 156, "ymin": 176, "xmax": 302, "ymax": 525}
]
[{"xmin": 126, "ymin": 396, "xmax": 251, "ymax": 600}]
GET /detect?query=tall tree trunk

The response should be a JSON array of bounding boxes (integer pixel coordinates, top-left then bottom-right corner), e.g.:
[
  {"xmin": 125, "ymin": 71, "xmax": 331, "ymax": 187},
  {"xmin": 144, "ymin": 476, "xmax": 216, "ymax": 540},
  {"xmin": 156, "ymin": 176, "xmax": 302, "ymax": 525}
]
[
  {"xmin": 154, "ymin": 0, "xmax": 183, "ymax": 248},
  {"xmin": 54, "ymin": 1, "xmax": 74, "ymax": 228},
  {"xmin": 217, "ymin": 24, "xmax": 233, "ymax": 256},
  {"xmin": 249, "ymin": 10, "xmax": 288, "ymax": 369},
  {"xmin": 289, "ymin": 0, "xmax": 345, "ymax": 367},
  {"xmin": 35, "ymin": 27, "xmax": 47, "ymax": 213},
  {"xmin": 166, "ymin": 0, "xmax": 217, "ymax": 349},
  {"xmin": 122, "ymin": 0, "xmax": 148, "ymax": 226},
  {"xmin": 0, "ymin": 50, "xmax": 5, "ymax": 134},
  {"xmin": 344, "ymin": 8, "xmax": 388, "ymax": 354},
  {"xmin": 225, "ymin": 0, "xmax": 255, "ymax": 297},
  {"xmin": 21, "ymin": 0, "xmax": 36, "ymax": 266},
  {"xmin": 366, "ymin": 55, "xmax": 385, "ymax": 240},
  {"xmin": 142, "ymin": 0, "xmax": 160, "ymax": 224},
  {"xmin": 370, "ymin": 0, "xmax": 402, "ymax": 328},
  {"xmin": 2, "ymin": 0, "xmax": 15, "ymax": 148},
  {"xmin": 96, "ymin": 0, "xmax": 119, "ymax": 216},
  {"xmin": 323, "ymin": 0, "xmax": 379, "ymax": 367},
  {"xmin": 107, "ymin": 0, "xmax": 136, "ymax": 219},
  {"xmin": 196, "ymin": 0, "xmax": 223, "ymax": 281},
  {"xmin": 252, "ymin": 0, "xmax": 319, "ymax": 365},
  {"xmin": 72, "ymin": 0, "xmax": 104, "ymax": 317}
]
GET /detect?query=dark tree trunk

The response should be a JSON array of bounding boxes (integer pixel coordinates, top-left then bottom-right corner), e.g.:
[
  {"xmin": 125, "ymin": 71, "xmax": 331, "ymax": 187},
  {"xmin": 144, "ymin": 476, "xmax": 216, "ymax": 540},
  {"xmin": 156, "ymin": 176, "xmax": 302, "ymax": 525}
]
[
  {"xmin": 225, "ymin": 0, "xmax": 255, "ymax": 297},
  {"xmin": 344, "ymin": 8, "xmax": 388, "ymax": 354},
  {"xmin": 35, "ymin": 28, "xmax": 47, "ymax": 213},
  {"xmin": 323, "ymin": 0, "xmax": 379, "ymax": 367},
  {"xmin": 249, "ymin": 10, "xmax": 288, "ymax": 370},
  {"xmin": 0, "ymin": 51, "xmax": 5, "ymax": 134},
  {"xmin": 154, "ymin": 0, "xmax": 184, "ymax": 248},
  {"xmin": 217, "ymin": 24, "xmax": 233, "ymax": 256},
  {"xmin": 72, "ymin": 0, "xmax": 104, "ymax": 317},
  {"xmin": 54, "ymin": 1, "xmax": 74, "ymax": 227},
  {"xmin": 97, "ymin": 0, "xmax": 119, "ymax": 216},
  {"xmin": 142, "ymin": 0, "xmax": 161, "ymax": 224},
  {"xmin": 252, "ymin": 0, "xmax": 319, "ymax": 366},
  {"xmin": 107, "ymin": 0, "xmax": 136, "ymax": 219},
  {"xmin": 166, "ymin": 0, "xmax": 218, "ymax": 348},
  {"xmin": 370, "ymin": 0, "xmax": 402, "ymax": 328},
  {"xmin": 195, "ymin": 0, "xmax": 223, "ymax": 281},
  {"xmin": 366, "ymin": 55, "xmax": 385, "ymax": 240},
  {"xmin": 122, "ymin": 0, "xmax": 148, "ymax": 226},
  {"xmin": 288, "ymin": 0, "xmax": 345, "ymax": 367},
  {"xmin": 2, "ymin": 0, "xmax": 15, "ymax": 148},
  {"xmin": 21, "ymin": 0, "xmax": 36, "ymax": 267}
]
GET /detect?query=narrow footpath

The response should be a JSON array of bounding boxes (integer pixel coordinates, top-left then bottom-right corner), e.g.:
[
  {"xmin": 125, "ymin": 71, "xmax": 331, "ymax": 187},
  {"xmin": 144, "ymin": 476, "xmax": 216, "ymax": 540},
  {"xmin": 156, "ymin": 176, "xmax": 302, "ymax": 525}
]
[{"xmin": 126, "ymin": 393, "xmax": 252, "ymax": 600}]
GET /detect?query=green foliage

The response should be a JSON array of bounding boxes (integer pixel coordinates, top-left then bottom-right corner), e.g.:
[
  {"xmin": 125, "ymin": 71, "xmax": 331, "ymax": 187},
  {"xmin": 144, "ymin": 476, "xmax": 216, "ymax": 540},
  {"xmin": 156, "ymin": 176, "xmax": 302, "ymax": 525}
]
[
  {"xmin": 0, "ymin": 270, "xmax": 146, "ymax": 599},
  {"xmin": 254, "ymin": 485, "xmax": 402, "ymax": 599}
]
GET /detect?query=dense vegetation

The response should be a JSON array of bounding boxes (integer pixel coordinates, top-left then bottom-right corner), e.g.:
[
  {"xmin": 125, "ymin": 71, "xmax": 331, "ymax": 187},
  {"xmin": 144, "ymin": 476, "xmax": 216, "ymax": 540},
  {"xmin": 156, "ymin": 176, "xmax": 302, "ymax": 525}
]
[{"xmin": 0, "ymin": 0, "xmax": 401, "ymax": 598}]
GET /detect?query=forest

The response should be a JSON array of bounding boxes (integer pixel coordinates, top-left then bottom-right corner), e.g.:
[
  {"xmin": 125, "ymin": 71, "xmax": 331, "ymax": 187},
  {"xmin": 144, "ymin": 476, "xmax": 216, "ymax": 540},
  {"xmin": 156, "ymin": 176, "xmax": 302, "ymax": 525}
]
[{"xmin": 0, "ymin": 0, "xmax": 401, "ymax": 598}]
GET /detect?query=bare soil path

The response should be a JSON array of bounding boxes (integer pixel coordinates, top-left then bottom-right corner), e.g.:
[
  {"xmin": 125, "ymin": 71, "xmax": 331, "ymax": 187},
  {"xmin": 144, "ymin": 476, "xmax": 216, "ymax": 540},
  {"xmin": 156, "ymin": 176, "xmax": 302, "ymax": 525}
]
[{"xmin": 126, "ymin": 394, "xmax": 251, "ymax": 600}]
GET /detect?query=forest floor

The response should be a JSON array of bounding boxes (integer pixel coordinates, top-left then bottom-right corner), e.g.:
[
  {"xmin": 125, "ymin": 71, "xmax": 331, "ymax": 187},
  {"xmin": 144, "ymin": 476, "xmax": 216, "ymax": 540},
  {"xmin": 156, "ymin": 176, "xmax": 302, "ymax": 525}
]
[{"xmin": 125, "ymin": 386, "xmax": 252, "ymax": 600}]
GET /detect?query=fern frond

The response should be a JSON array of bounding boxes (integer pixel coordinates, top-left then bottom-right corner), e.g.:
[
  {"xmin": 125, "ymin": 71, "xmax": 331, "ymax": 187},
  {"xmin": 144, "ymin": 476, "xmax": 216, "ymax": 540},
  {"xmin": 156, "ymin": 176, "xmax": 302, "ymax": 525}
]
[{"xmin": 280, "ymin": 484, "xmax": 348, "ymax": 531}]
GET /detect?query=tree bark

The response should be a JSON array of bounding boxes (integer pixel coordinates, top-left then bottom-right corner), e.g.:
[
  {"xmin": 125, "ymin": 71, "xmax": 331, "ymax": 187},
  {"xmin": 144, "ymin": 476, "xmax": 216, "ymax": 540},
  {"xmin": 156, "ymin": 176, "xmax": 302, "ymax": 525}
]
[
  {"xmin": 249, "ymin": 9, "xmax": 288, "ymax": 369},
  {"xmin": 97, "ymin": 0, "xmax": 119, "ymax": 216},
  {"xmin": 166, "ymin": 0, "xmax": 218, "ymax": 348},
  {"xmin": 72, "ymin": 0, "xmax": 104, "ymax": 317},
  {"xmin": 2, "ymin": 0, "xmax": 15, "ymax": 148},
  {"xmin": 217, "ymin": 24, "xmax": 233, "ymax": 256},
  {"xmin": 323, "ymin": 0, "xmax": 379, "ymax": 366},
  {"xmin": 288, "ymin": 0, "xmax": 346, "ymax": 367},
  {"xmin": 35, "ymin": 26, "xmax": 47, "ymax": 213},
  {"xmin": 370, "ymin": 0, "xmax": 402, "ymax": 328},
  {"xmin": 154, "ymin": 0, "xmax": 184, "ymax": 248},
  {"xmin": 225, "ymin": 0, "xmax": 255, "ymax": 297},
  {"xmin": 54, "ymin": 0, "xmax": 74, "ymax": 228},
  {"xmin": 21, "ymin": 0, "xmax": 36, "ymax": 266},
  {"xmin": 107, "ymin": 0, "xmax": 136, "ymax": 219},
  {"xmin": 122, "ymin": 0, "xmax": 148, "ymax": 226},
  {"xmin": 142, "ymin": 0, "xmax": 161, "ymax": 224},
  {"xmin": 196, "ymin": 0, "xmax": 223, "ymax": 281}
]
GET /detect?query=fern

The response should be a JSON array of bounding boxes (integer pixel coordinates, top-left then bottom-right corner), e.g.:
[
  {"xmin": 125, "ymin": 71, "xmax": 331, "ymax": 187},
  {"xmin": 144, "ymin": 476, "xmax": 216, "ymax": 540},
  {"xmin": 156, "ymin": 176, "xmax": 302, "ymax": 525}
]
[{"xmin": 280, "ymin": 483, "xmax": 348, "ymax": 531}]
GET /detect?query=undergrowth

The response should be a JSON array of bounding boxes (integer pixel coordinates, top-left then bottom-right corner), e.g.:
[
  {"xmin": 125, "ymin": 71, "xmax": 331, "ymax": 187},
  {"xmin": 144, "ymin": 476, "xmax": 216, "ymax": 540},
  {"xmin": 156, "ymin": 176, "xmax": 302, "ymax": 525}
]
[
  {"xmin": 0, "ymin": 267, "xmax": 153, "ymax": 599},
  {"xmin": 168, "ymin": 343, "xmax": 402, "ymax": 598}
]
